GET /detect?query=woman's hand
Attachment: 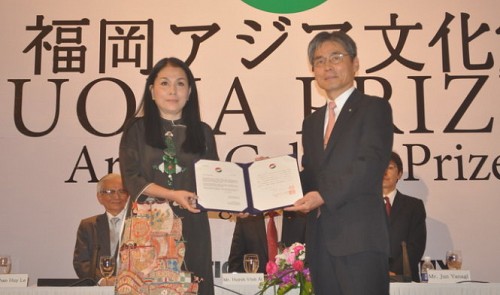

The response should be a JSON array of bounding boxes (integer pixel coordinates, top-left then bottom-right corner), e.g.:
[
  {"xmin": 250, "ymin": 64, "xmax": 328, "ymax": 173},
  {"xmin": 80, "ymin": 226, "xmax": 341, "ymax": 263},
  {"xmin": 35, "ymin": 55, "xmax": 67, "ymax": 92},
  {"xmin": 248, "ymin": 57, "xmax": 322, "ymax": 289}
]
[
  {"xmin": 144, "ymin": 184, "xmax": 201, "ymax": 213},
  {"xmin": 170, "ymin": 190, "xmax": 201, "ymax": 213}
]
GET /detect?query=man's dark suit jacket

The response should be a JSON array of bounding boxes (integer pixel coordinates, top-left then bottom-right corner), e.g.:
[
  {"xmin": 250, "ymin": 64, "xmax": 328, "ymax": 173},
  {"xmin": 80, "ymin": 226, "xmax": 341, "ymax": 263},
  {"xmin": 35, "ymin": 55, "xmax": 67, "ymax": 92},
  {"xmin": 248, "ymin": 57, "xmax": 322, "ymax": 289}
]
[
  {"xmin": 227, "ymin": 211, "xmax": 306, "ymax": 273},
  {"xmin": 73, "ymin": 213, "xmax": 113, "ymax": 280},
  {"xmin": 300, "ymin": 89, "xmax": 393, "ymax": 288},
  {"xmin": 388, "ymin": 191, "xmax": 427, "ymax": 282}
]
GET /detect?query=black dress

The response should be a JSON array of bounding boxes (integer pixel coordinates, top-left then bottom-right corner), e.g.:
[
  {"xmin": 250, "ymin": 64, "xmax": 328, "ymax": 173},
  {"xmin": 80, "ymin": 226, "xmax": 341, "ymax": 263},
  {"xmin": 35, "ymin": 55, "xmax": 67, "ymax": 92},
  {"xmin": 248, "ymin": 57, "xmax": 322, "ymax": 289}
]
[{"xmin": 120, "ymin": 117, "xmax": 218, "ymax": 295}]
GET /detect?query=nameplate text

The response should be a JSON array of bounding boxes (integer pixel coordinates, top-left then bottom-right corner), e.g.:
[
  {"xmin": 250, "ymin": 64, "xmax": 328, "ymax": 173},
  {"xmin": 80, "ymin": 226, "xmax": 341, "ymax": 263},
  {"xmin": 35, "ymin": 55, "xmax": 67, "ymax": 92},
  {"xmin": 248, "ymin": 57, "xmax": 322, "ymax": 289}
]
[
  {"xmin": 222, "ymin": 273, "xmax": 264, "ymax": 285},
  {"xmin": 427, "ymin": 270, "xmax": 471, "ymax": 283},
  {"xmin": 0, "ymin": 274, "xmax": 29, "ymax": 287}
]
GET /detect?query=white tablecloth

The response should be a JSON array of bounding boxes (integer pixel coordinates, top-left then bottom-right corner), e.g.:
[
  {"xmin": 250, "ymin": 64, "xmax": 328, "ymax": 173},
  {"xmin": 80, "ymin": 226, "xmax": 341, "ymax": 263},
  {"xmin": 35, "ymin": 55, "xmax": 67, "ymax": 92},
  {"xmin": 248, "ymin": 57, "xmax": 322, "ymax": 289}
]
[
  {"xmin": 218, "ymin": 282, "xmax": 500, "ymax": 295},
  {"xmin": 1, "ymin": 283, "xmax": 499, "ymax": 295},
  {"xmin": 390, "ymin": 282, "xmax": 500, "ymax": 295}
]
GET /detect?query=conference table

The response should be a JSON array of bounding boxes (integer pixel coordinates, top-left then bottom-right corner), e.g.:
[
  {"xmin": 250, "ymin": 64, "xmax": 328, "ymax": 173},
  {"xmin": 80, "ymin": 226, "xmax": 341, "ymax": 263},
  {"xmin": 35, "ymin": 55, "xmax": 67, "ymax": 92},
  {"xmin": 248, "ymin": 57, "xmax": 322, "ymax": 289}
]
[{"xmin": 1, "ymin": 283, "xmax": 500, "ymax": 295}]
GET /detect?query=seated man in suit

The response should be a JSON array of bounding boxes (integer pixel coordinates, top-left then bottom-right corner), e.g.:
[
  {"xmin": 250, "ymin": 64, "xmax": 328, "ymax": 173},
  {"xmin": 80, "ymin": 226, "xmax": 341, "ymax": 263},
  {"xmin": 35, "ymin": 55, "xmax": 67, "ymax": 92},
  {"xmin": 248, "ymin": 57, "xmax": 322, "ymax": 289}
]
[
  {"xmin": 383, "ymin": 151, "xmax": 427, "ymax": 282},
  {"xmin": 73, "ymin": 173, "xmax": 129, "ymax": 285},
  {"xmin": 227, "ymin": 210, "xmax": 306, "ymax": 273}
]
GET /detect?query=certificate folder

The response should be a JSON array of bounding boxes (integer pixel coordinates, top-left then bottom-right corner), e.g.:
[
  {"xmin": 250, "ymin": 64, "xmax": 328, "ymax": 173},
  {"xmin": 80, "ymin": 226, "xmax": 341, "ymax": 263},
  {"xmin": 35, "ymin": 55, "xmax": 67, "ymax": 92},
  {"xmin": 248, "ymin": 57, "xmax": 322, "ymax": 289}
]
[{"xmin": 195, "ymin": 155, "xmax": 303, "ymax": 214}]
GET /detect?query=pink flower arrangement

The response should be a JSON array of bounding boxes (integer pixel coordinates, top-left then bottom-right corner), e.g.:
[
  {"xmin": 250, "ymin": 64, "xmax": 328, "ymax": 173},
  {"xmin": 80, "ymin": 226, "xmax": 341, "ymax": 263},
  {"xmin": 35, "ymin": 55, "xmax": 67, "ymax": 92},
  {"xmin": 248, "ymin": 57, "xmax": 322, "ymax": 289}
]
[{"xmin": 259, "ymin": 242, "xmax": 313, "ymax": 295}]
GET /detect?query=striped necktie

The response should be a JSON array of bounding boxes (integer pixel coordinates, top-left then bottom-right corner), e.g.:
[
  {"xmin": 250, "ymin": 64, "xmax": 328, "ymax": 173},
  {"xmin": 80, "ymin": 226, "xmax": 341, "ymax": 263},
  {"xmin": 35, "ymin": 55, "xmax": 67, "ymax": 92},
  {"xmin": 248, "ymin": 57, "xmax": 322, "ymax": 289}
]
[{"xmin": 324, "ymin": 101, "xmax": 336, "ymax": 149}]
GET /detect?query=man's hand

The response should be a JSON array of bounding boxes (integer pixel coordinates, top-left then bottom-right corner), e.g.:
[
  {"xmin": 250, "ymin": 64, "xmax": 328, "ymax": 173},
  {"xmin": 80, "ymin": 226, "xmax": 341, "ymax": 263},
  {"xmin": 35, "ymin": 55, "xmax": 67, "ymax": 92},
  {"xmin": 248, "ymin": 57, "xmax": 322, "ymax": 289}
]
[{"xmin": 284, "ymin": 191, "xmax": 324, "ymax": 213}]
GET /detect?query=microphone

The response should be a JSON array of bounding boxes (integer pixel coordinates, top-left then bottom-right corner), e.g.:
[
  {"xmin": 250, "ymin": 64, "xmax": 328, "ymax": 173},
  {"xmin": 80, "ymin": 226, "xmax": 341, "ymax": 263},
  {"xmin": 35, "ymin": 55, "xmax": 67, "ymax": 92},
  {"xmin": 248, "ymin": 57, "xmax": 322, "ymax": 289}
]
[{"xmin": 70, "ymin": 277, "xmax": 96, "ymax": 287}]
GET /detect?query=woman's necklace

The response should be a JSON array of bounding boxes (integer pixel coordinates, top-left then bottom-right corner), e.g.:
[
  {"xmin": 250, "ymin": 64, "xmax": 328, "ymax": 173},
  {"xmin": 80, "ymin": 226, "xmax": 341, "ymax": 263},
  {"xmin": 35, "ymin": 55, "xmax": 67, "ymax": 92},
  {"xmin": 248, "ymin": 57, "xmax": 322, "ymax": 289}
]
[
  {"xmin": 153, "ymin": 122, "xmax": 186, "ymax": 188},
  {"xmin": 162, "ymin": 131, "xmax": 178, "ymax": 187}
]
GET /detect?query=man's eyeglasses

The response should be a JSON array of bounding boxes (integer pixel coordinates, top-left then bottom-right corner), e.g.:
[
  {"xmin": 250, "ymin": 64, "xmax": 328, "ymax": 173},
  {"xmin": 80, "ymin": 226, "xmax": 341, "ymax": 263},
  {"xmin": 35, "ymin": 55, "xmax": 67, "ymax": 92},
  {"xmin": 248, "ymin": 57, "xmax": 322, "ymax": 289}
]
[
  {"xmin": 313, "ymin": 53, "xmax": 349, "ymax": 68},
  {"xmin": 100, "ymin": 189, "xmax": 128, "ymax": 197}
]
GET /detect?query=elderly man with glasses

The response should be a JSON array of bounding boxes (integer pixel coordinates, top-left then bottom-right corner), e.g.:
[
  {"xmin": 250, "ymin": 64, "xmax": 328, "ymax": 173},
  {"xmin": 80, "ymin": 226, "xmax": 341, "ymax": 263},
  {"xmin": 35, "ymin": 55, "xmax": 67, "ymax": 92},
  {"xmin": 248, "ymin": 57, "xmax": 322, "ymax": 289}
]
[{"xmin": 73, "ymin": 173, "xmax": 129, "ymax": 285}]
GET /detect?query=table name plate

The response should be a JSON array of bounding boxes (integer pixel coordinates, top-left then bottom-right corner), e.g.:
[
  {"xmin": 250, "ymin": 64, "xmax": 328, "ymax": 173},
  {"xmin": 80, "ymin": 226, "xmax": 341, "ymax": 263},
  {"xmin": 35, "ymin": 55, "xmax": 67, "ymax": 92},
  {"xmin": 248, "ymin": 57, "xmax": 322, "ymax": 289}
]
[
  {"xmin": 427, "ymin": 269, "xmax": 471, "ymax": 283},
  {"xmin": 0, "ymin": 274, "xmax": 29, "ymax": 287},
  {"xmin": 222, "ymin": 273, "xmax": 264, "ymax": 285}
]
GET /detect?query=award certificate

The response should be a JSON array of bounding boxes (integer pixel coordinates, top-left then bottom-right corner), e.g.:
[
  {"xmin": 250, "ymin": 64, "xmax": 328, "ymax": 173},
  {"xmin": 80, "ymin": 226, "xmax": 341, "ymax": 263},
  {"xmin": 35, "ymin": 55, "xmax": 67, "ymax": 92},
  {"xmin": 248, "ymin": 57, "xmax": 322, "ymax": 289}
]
[{"xmin": 195, "ymin": 155, "xmax": 302, "ymax": 213}]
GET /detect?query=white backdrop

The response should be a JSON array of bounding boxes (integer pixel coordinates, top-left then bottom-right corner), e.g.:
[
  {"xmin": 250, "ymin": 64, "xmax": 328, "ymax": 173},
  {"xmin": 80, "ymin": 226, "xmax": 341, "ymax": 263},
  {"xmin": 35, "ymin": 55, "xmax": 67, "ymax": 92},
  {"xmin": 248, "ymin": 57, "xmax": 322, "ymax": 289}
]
[{"xmin": 1, "ymin": 0, "xmax": 499, "ymax": 286}]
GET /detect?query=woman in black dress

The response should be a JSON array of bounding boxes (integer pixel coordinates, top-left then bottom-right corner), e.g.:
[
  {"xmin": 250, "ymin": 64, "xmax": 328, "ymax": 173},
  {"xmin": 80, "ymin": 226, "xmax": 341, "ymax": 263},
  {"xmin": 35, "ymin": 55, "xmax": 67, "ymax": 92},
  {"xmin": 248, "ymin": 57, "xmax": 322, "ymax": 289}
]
[{"xmin": 119, "ymin": 57, "xmax": 218, "ymax": 295}]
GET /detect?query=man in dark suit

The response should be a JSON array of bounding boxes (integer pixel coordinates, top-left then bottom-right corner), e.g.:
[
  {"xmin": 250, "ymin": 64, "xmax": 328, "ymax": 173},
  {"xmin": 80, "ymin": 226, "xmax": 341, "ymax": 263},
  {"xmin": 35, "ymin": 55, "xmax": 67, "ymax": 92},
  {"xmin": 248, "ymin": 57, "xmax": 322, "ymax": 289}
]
[
  {"xmin": 227, "ymin": 211, "xmax": 306, "ymax": 273},
  {"xmin": 383, "ymin": 151, "xmax": 427, "ymax": 282},
  {"xmin": 73, "ymin": 173, "xmax": 129, "ymax": 285},
  {"xmin": 286, "ymin": 31, "xmax": 393, "ymax": 295}
]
